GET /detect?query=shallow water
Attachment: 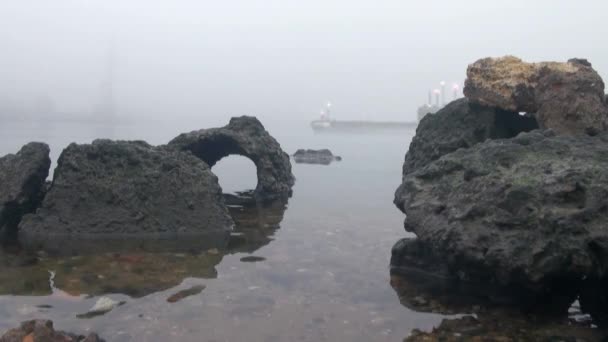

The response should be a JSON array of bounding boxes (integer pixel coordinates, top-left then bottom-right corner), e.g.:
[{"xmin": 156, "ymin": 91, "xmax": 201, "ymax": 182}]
[{"xmin": 0, "ymin": 119, "xmax": 603, "ymax": 341}]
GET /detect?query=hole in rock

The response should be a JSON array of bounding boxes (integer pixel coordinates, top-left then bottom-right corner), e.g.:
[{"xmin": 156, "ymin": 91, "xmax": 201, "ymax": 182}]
[
  {"xmin": 495, "ymin": 110, "xmax": 539, "ymax": 138},
  {"xmin": 211, "ymin": 155, "xmax": 258, "ymax": 195}
]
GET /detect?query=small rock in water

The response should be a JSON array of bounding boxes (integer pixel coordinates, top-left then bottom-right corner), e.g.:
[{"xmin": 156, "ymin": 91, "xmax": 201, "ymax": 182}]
[
  {"xmin": 240, "ymin": 256, "xmax": 266, "ymax": 263},
  {"xmin": 292, "ymin": 149, "xmax": 341, "ymax": 165},
  {"xmin": 412, "ymin": 296, "xmax": 428, "ymax": 306},
  {"xmin": 77, "ymin": 297, "xmax": 124, "ymax": 319},
  {"xmin": 207, "ymin": 248, "xmax": 220, "ymax": 255},
  {"xmin": 167, "ymin": 285, "xmax": 206, "ymax": 303}
]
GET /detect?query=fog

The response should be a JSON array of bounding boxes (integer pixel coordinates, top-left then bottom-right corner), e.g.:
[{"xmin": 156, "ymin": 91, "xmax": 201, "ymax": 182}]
[{"xmin": 1, "ymin": 0, "xmax": 607, "ymax": 124}]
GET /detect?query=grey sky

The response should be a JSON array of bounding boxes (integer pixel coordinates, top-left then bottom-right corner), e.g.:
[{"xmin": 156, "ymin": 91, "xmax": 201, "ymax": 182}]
[{"xmin": 1, "ymin": 0, "xmax": 607, "ymax": 122}]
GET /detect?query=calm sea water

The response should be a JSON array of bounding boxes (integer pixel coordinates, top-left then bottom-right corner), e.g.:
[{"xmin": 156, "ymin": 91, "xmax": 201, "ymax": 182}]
[
  {"xmin": 0, "ymin": 118, "xmax": 452, "ymax": 341},
  {"xmin": 1, "ymin": 118, "xmax": 604, "ymax": 341}
]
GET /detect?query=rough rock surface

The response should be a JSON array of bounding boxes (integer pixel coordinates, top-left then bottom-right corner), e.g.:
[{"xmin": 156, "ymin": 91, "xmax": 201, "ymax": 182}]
[
  {"xmin": 405, "ymin": 314, "xmax": 604, "ymax": 342},
  {"xmin": 464, "ymin": 56, "xmax": 608, "ymax": 135},
  {"xmin": 19, "ymin": 140, "xmax": 233, "ymax": 239},
  {"xmin": 0, "ymin": 320, "xmax": 104, "ymax": 342},
  {"xmin": 402, "ymin": 98, "xmax": 537, "ymax": 176},
  {"xmin": 394, "ymin": 130, "xmax": 608, "ymax": 294},
  {"xmin": 0, "ymin": 143, "xmax": 50, "ymax": 237},
  {"xmin": 169, "ymin": 116, "xmax": 295, "ymax": 201},
  {"xmin": 293, "ymin": 149, "xmax": 342, "ymax": 165}
]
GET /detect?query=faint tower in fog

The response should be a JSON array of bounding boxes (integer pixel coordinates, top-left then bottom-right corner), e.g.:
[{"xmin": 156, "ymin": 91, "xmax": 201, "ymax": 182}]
[
  {"xmin": 96, "ymin": 43, "xmax": 116, "ymax": 120},
  {"xmin": 433, "ymin": 89, "xmax": 440, "ymax": 106},
  {"xmin": 452, "ymin": 83, "xmax": 460, "ymax": 100}
]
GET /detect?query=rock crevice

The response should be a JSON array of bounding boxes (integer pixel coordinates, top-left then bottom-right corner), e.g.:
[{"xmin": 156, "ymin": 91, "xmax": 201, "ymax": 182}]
[{"xmin": 0, "ymin": 143, "xmax": 50, "ymax": 238}]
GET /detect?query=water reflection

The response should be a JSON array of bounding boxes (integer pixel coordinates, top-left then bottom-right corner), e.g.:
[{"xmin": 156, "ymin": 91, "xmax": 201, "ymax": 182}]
[
  {"xmin": 225, "ymin": 191, "xmax": 287, "ymax": 255},
  {"xmin": 0, "ymin": 192, "xmax": 288, "ymax": 299},
  {"xmin": 390, "ymin": 258, "xmax": 607, "ymax": 341}
]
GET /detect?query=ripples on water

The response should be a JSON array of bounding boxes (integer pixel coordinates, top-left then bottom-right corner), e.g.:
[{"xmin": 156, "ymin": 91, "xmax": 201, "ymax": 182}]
[{"xmin": 0, "ymin": 120, "xmax": 604, "ymax": 341}]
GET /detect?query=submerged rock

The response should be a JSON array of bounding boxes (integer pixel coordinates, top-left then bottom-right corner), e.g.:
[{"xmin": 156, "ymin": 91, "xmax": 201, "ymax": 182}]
[
  {"xmin": 166, "ymin": 284, "xmax": 206, "ymax": 303},
  {"xmin": 240, "ymin": 256, "xmax": 266, "ymax": 263},
  {"xmin": 0, "ymin": 143, "xmax": 50, "ymax": 237},
  {"xmin": 169, "ymin": 116, "xmax": 295, "ymax": 201},
  {"xmin": 224, "ymin": 194, "xmax": 288, "ymax": 255},
  {"xmin": 402, "ymin": 98, "xmax": 537, "ymax": 176},
  {"xmin": 0, "ymin": 320, "xmax": 104, "ymax": 342},
  {"xmin": 77, "ymin": 297, "xmax": 124, "ymax": 319},
  {"xmin": 405, "ymin": 313, "xmax": 604, "ymax": 342},
  {"xmin": 394, "ymin": 130, "xmax": 608, "ymax": 297},
  {"xmin": 19, "ymin": 140, "xmax": 233, "ymax": 241},
  {"xmin": 464, "ymin": 56, "xmax": 608, "ymax": 135},
  {"xmin": 293, "ymin": 149, "xmax": 342, "ymax": 165}
]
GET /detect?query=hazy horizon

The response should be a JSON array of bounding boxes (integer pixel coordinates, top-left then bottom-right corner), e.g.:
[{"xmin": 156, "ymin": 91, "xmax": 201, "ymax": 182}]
[{"xmin": 2, "ymin": 0, "xmax": 607, "ymax": 123}]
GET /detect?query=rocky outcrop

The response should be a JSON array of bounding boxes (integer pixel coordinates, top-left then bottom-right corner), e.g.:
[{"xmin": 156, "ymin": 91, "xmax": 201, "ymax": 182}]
[
  {"xmin": 293, "ymin": 149, "xmax": 342, "ymax": 165},
  {"xmin": 464, "ymin": 56, "xmax": 608, "ymax": 135},
  {"xmin": 0, "ymin": 143, "xmax": 50, "ymax": 237},
  {"xmin": 169, "ymin": 116, "xmax": 295, "ymax": 201},
  {"xmin": 395, "ymin": 130, "xmax": 608, "ymax": 297},
  {"xmin": 0, "ymin": 320, "xmax": 104, "ymax": 342},
  {"xmin": 19, "ymin": 140, "xmax": 233, "ymax": 241},
  {"xmin": 402, "ymin": 98, "xmax": 537, "ymax": 176}
]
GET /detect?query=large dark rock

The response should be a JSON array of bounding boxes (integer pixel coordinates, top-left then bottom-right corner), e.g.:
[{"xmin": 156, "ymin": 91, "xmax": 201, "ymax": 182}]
[
  {"xmin": 464, "ymin": 56, "xmax": 608, "ymax": 135},
  {"xmin": 402, "ymin": 98, "xmax": 537, "ymax": 176},
  {"xmin": 394, "ymin": 130, "xmax": 608, "ymax": 295},
  {"xmin": 0, "ymin": 320, "xmax": 103, "ymax": 342},
  {"xmin": 0, "ymin": 143, "xmax": 50, "ymax": 237},
  {"xmin": 19, "ymin": 140, "xmax": 233, "ymax": 242},
  {"xmin": 168, "ymin": 116, "xmax": 295, "ymax": 201}
]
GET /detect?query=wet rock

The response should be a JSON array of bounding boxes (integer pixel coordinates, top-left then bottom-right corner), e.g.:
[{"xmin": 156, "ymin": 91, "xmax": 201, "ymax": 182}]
[
  {"xmin": 464, "ymin": 56, "xmax": 608, "ymax": 135},
  {"xmin": 0, "ymin": 143, "xmax": 50, "ymax": 237},
  {"xmin": 0, "ymin": 319, "xmax": 104, "ymax": 342},
  {"xmin": 391, "ymin": 240, "xmax": 508, "ymax": 314},
  {"xmin": 77, "ymin": 297, "xmax": 124, "ymax": 318},
  {"xmin": 166, "ymin": 284, "xmax": 206, "ymax": 303},
  {"xmin": 405, "ymin": 313, "xmax": 605, "ymax": 342},
  {"xmin": 390, "ymin": 239, "xmax": 574, "ymax": 314},
  {"xmin": 401, "ymin": 98, "xmax": 537, "ymax": 176},
  {"xmin": 394, "ymin": 130, "xmax": 608, "ymax": 298},
  {"xmin": 168, "ymin": 116, "xmax": 295, "ymax": 201},
  {"xmin": 19, "ymin": 140, "xmax": 233, "ymax": 242},
  {"xmin": 240, "ymin": 256, "xmax": 266, "ymax": 263},
  {"xmin": 293, "ymin": 149, "xmax": 342, "ymax": 165},
  {"xmin": 579, "ymin": 277, "xmax": 608, "ymax": 327}
]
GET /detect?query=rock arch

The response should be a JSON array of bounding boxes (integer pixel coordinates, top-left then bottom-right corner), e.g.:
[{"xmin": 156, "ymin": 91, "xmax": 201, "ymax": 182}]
[{"xmin": 168, "ymin": 116, "xmax": 295, "ymax": 201}]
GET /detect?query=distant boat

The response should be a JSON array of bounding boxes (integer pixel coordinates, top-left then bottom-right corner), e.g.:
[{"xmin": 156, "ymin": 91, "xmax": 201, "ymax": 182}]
[
  {"xmin": 310, "ymin": 102, "xmax": 417, "ymax": 133},
  {"xmin": 310, "ymin": 119, "xmax": 417, "ymax": 133}
]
